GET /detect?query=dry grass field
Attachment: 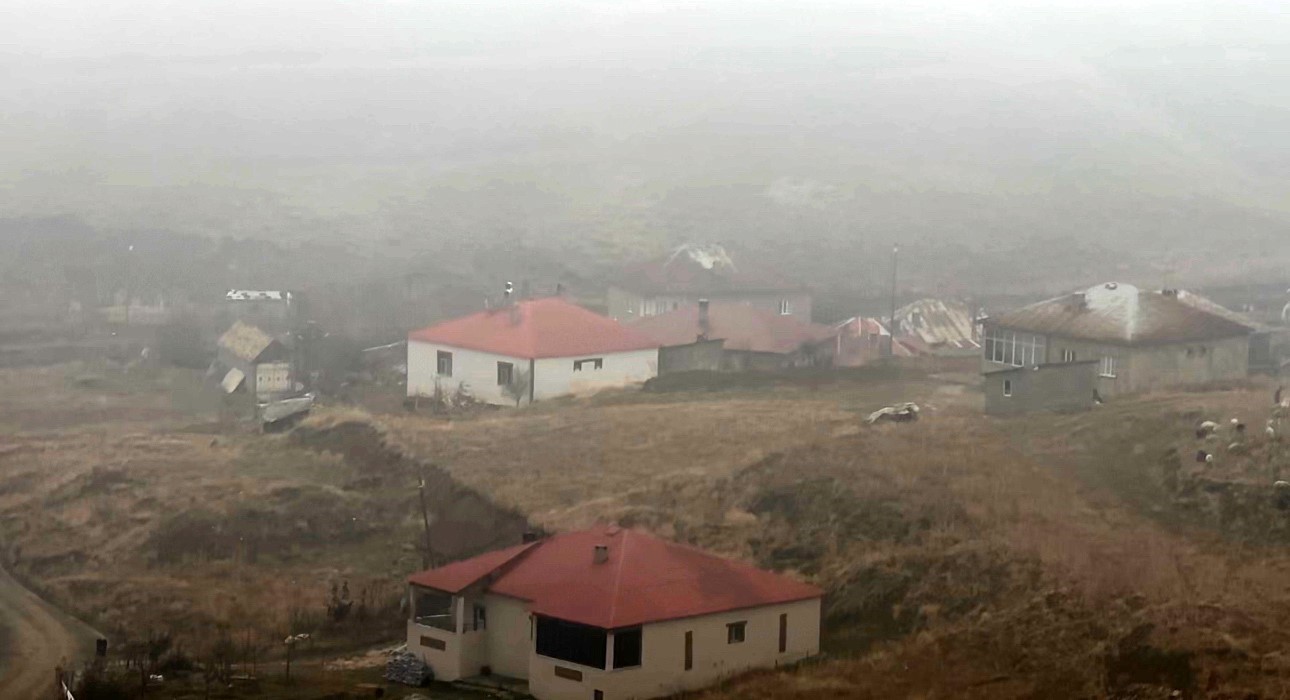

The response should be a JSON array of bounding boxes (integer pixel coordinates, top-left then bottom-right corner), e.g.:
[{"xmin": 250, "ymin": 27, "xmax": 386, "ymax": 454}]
[{"xmin": 5, "ymin": 360, "xmax": 1290, "ymax": 697}]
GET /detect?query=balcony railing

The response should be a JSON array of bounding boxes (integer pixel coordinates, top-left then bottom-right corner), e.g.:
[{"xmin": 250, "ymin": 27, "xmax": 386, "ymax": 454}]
[{"xmin": 414, "ymin": 613, "xmax": 456, "ymax": 633}]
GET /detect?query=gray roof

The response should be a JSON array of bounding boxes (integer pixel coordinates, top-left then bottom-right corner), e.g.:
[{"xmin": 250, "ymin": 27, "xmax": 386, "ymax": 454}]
[{"xmin": 989, "ymin": 283, "xmax": 1254, "ymax": 345}]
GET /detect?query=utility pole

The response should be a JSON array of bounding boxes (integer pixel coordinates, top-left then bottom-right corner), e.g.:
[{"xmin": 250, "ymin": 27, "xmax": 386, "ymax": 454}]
[
  {"xmin": 887, "ymin": 244, "xmax": 900, "ymax": 357},
  {"xmin": 418, "ymin": 475, "xmax": 433, "ymax": 569}
]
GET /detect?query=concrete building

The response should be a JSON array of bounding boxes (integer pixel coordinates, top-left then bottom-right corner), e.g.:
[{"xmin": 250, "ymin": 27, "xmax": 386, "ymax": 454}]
[
  {"xmin": 983, "ymin": 361, "xmax": 1099, "ymax": 415},
  {"xmin": 406, "ymin": 527, "xmax": 823, "ymax": 700},
  {"xmin": 630, "ymin": 301, "xmax": 836, "ymax": 373},
  {"xmin": 983, "ymin": 283, "xmax": 1254, "ymax": 397},
  {"xmin": 607, "ymin": 244, "xmax": 811, "ymax": 322},
  {"xmin": 214, "ymin": 321, "xmax": 293, "ymax": 400},
  {"xmin": 407, "ymin": 298, "xmax": 659, "ymax": 406}
]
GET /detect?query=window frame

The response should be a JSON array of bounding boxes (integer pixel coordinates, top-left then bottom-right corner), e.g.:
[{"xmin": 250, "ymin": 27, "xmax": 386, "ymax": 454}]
[
  {"xmin": 778, "ymin": 299, "xmax": 792, "ymax": 315},
  {"xmin": 1099, "ymin": 356, "xmax": 1117, "ymax": 378},
  {"xmin": 497, "ymin": 361, "xmax": 514, "ymax": 386},
  {"xmin": 1061, "ymin": 349, "xmax": 1076, "ymax": 363},
  {"xmin": 1003, "ymin": 379, "xmax": 1013, "ymax": 397},
  {"xmin": 726, "ymin": 621, "xmax": 747, "ymax": 645},
  {"xmin": 436, "ymin": 350, "xmax": 453, "ymax": 377},
  {"xmin": 573, "ymin": 358, "xmax": 604, "ymax": 372},
  {"xmin": 611, "ymin": 627, "xmax": 643, "ymax": 669},
  {"xmin": 983, "ymin": 328, "xmax": 1045, "ymax": 368}
]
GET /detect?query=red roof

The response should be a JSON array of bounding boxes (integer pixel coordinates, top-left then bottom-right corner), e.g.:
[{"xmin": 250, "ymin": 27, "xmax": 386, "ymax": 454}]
[
  {"xmin": 629, "ymin": 303, "xmax": 835, "ymax": 355},
  {"xmin": 408, "ymin": 528, "xmax": 822, "ymax": 629},
  {"xmin": 407, "ymin": 542, "xmax": 537, "ymax": 593},
  {"xmin": 408, "ymin": 297, "xmax": 659, "ymax": 359}
]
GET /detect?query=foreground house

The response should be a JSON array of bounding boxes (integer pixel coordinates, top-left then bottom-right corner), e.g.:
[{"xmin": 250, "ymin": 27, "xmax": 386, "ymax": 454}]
[
  {"xmin": 607, "ymin": 244, "xmax": 811, "ymax": 321},
  {"xmin": 406, "ymin": 528, "xmax": 822, "ymax": 700},
  {"xmin": 630, "ymin": 300, "xmax": 836, "ymax": 372},
  {"xmin": 983, "ymin": 283, "xmax": 1254, "ymax": 398},
  {"xmin": 407, "ymin": 298, "xmax": 659, "ymax": 405}
]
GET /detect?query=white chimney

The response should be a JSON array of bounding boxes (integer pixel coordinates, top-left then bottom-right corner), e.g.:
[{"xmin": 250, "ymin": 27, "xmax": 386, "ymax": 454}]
[{"xmin": 593, "ymin": 544, "xmax": 609, "ymax": 564}]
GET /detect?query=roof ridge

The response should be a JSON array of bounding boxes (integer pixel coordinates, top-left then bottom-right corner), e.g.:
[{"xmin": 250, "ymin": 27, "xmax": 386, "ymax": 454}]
[{"xmin": 607, "ymin": 530, "xmax": 629, "ymax": 627}]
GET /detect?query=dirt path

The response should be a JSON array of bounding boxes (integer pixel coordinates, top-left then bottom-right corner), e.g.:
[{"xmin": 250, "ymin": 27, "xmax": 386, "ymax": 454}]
[{"xmin": 0, "ymin": 566, "xmax": 98, "ymax": 699}]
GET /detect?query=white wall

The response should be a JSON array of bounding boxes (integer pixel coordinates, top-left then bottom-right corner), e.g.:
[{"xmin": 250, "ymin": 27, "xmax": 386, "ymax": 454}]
[
  {"xmin": 407, "ymin": 340, "xmax": 531, "ymax": 406},
  {"xmin": 532, "ymin": 348, "xmax": 658, "ymax": 401},
  {"xmin": 484, "ymin": 594, "xmax": 533, "ymax": 678},
  {"xmin": 409, "ymin": 341, "xmax": 658, "ymax": 406},
  {"xmin": 528, "ymin": 598, "xmax": 822, "ymax": 700}
]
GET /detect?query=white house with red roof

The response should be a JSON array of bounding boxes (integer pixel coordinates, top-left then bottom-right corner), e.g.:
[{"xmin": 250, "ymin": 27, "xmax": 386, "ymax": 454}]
[
  {"xmin": 405, "ymin": 527, "xmax": 823, "ymax": 700},
  {"xmin": 407, "ymin": 298, "xmax": 660, "ymax": 405}
]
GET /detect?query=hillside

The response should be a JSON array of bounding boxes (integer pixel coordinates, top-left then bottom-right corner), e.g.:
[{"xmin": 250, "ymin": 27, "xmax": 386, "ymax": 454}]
[{"xmin": 5, "ymin": 362, "xmax": 1290, "ymax": 696}]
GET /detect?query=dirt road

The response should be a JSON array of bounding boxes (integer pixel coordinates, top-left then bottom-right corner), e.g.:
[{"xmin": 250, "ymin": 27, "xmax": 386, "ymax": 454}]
[{"xmin": 0, "ymin": 566, "xmax": 98, "ymax": 699}]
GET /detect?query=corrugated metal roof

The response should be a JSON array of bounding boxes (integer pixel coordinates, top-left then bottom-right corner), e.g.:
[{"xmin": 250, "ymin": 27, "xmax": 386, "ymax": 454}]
[
  {"xmin": 990, "ymin": 283, "xmax": 1254, "ymax": 345},
  {"xmin": 894, "ymin": 299, "xmax": 981, "ymax": 350},
  {"xmin": 217, "ymin": 321, "xmax": 278, "ymax": 363},
  {"xmin": 409, "ymin": 528, "xmax": 822, "ymax": 629}
]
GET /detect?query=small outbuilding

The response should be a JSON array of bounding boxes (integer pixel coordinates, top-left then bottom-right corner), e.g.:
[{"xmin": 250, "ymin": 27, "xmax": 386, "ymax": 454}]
[
  {"xmin": 214, "ymin": 321, "xmax": 293, "ymax": 400},
  {"xmin": 983, "ymin": 361, "xmax": 1100, "ymax": 416},
  {"xmin": 629, "ymin": 301, "xmax": 836, "ymax": 373}
]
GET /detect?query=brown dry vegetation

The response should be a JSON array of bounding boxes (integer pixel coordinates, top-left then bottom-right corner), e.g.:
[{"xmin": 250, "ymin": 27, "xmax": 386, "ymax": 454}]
[{"xmin": 7, "ymin": 361, "xmax": 1290, "ymax": 697}]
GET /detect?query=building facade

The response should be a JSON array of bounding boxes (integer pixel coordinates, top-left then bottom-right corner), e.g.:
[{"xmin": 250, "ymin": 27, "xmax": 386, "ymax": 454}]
[
  {"xmin": 607, "ymin": 245, "xmax": 811, "ymax": 322},
  {"xmin": 982, "ymin": 283, "xmax": 1253, "ymax": 397},
  {"xmin": 407, "ymin": 298, "xmax": 659, "ymax": 406},
  {"xmin": 630, "ymin": 301, "xmax": 835, "ymax": 374},
  {"xmin": 983, "ymin": 361, "xmax": 1099, "ymax": 416},
  {"xmin": 406, "ymin": 528, "xmax": 823, "ymax": 700}
]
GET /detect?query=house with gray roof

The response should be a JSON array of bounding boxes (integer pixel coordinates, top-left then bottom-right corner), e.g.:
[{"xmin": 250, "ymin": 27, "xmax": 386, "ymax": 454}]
[{"xmin": 982, "ymin": 282, "xmax": 1254, "ymax": 398}]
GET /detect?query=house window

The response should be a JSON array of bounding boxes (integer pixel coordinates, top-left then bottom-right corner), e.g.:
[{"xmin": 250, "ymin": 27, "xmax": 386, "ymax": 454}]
[
  {"xmin": 436, "ymin": 351, "xmax": 453, "ymax": 377},
  {"xmin": 594, "ymin": 692, "xmax": 604, "ymax": 700},
  {"xmin": 726, "ymin": 621, "xmax": 747, "ymax": 644},
  {"xmin": 472, "ymin": 604, "xmax": 487, "ymax": 631},
  {"xmin": 779, "ymin": 613, "xmax": 788, "ymax": 653},
  {"xmin": 779, "ymin": 299, "xmax": 792, "ymax": 315},
  {"xmin": 612, "ymin": 628, "xmax": 642, "ymax": 669},
  {"xmin": 983, "ymin": 328, "xmax": 1045, "ymax": 367},
  {"xmin": 1100, "ymin": 356, "xmax": 1117, "ymax": 378},
  {"xmin": 1061, "ymin": 349, "xmax": 1076, "ymax": 363},
  {"xmin": 684, "ymin": 631, "xmax": 693, "ymax": 670},
  {"xmin": 1003, "ymin": 379, "xmax": 1013, "ymax": 397},
  {"xmin": 536, "ymin": 616, "xmax": 608, "ymax": 669},
  {"xmin": 573, "ymin": 358, "xmax": 604, "ymax": 372},
  {"xmin": 497, "ymin": 361, "xmax": 514, "ymax": 386}
]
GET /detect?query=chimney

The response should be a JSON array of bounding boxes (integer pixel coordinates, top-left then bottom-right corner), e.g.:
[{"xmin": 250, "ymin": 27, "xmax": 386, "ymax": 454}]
[
  {"xmin": 698, "ymin": 299, "xmax": 710, "ymax": 341},
  {"xmin": 503, "ymin": 281, "xmax": 514, "ymax": 304},
  {"xmin": 1070, "ymin": 292, "xmax": 1087, "ymax": 310},
  {"xmin": 593, "ymin": 544, "xmax": 609, "ymax": 564},
  {"xmin": 555, "ymin": 283, "xmax": 565, "ymax": 297}
]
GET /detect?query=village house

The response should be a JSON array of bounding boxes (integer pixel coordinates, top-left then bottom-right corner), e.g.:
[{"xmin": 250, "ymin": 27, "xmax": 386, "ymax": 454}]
[
  {"xmin": 213, "ymin": 320, "xmax": 293, "ymax": 400},
  {"xmin": 607, "ymin": 244, "xmax": 811, "ymax": 322},
  {"xmin": 629, "ymin": 300, "xmax": 836, "ymax": 373},
  {"xmin": 982, "ymin": 282, "xmax": 1255, "ymax": 399},
  {"xmin": 406, "ymin": 297, "xmax": 659, "ymax": 406},
  {"xmin": 405, "ymin": 527, "xmax": 823, "ymax": 700}
]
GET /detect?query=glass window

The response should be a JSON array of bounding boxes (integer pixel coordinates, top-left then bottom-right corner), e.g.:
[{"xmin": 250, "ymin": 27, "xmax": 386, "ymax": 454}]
[
  {"xmin": 1100, "ymin": 356, "xmax": 1117, "ymax": 378},
  {"xmin": 726, "ymin": 621, "xmax": 747, "ymax": 644},
  {"xmin": 436, "ymin": 351, "xmax": 453, "ymax": 377},
  {"xmin": 536, "ymin": 616, "xmax": 607, "ymax": 669},
  {"xmin": 497, "ymin": 362, "xmax": 513, "ymax": 386},
  {"xmin": 612, "ymin": 628, "xmax": 642, "ymax": 668}
]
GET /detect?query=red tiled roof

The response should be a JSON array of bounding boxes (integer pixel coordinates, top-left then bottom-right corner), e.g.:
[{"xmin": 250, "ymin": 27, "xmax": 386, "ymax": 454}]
[
  {"xmin": 629, "ymin": 303, "xmax": 835, "ymax": 355},
  {"xmin": 407, "ymin": 542, "xmax": 537, "ymax": 594},
  {"xmin": 408, "ymin": 298, "xmax": 659, "ymax": 359},
  {"xmin": 616, "ymin": 245, "xmax": 800, "ymax": 295},
  {"xmin": 408, "ymin": 528, "xmax": 822, "ymax": 629}
]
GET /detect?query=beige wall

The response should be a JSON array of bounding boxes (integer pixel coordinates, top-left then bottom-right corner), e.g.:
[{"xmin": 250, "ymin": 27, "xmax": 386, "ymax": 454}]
[
  {"xmin": 484, "ymin": 594, "xmax": 532, "ymax": 678},
  {"xmin": 528, "ymin": 598, "xmax": 822, "ymax": 700},
  {"xmin": 607, "ymin": 287, "xmax": 813, "ymax": 323}
]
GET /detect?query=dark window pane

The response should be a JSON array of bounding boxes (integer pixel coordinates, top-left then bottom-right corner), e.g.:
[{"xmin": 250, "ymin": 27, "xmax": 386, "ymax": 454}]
[
  {"xmin": 536, "ymin": 616, "xmax": 607, "ymax": 669},
  {"xmin": 613, "ymin": 628, "xmax": 642, "ymax": 669}
]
